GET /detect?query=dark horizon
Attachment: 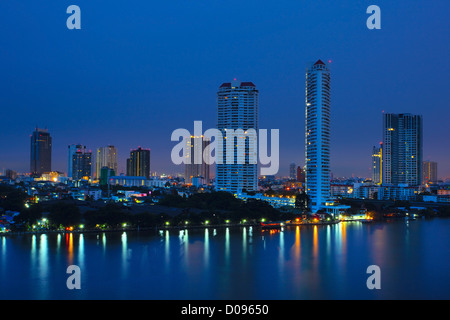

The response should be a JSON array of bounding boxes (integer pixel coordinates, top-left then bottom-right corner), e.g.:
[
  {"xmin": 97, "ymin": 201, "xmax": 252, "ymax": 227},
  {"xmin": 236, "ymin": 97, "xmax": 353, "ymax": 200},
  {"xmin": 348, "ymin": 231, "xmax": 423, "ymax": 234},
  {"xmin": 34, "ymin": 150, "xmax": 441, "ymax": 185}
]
[{"xmin": 1, "ymin": 1, "xmax": 449, "ymax": 179}]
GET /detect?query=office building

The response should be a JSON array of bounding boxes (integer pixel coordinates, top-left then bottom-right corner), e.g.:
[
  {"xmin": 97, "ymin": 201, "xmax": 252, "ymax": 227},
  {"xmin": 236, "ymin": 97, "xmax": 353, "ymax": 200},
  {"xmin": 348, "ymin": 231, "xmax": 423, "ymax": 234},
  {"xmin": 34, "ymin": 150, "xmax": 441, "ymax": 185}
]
[
  {"xmin": 30, "ymin": 128, "xmax": 52, "ymax": 176},
  {"xmin": 297, "ymin": 166, "xmax": 305, "ymax": 183},
  {"xmin": 126, "ymin": 147, "xmax": 150, "ymax": 178},
  {"xmin": 185, "ymin": 136, "xmax": 211, "ymax": 185},
  {"xmin": 96, "ymin": 146, "xmax": 118, "ymax": 179},
  {"xmin": 99, "ymin": 166, "xmax": 116, "ymax": 186},
  {"xmin": 305, "ymin": 60, "xmax": 331, "ymax": 212},
  {"xmin": 71, "ymin": 145, "xmax": 92, "ymax": 181},
  {"xmin": 422, "ymin": 160, "xmax": 438, "ymax": 184},
  {"xmin": 68, "ymin": 144, "xmax": 82, "ymax": 178},
  {"xmin": 289, "ymin": 163, "xmax": 296, "ymax": 180},
  {"xmin": 382, "ymin": 113, "xmax": 423, "ymax": 186},
  {"xmin": 216, "ymin": 80, "xmax": 258, "ymax": 193},
  {"xmin": 372, "ymin": 143, "xmax": 383, "ymax": 184}
]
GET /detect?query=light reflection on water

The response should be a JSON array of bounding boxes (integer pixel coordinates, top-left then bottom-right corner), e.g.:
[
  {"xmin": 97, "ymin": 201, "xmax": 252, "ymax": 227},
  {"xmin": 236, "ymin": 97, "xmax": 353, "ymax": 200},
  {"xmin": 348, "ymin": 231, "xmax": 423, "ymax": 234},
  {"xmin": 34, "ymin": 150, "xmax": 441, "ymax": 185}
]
[{"xmin": 0, "ymin": 219, "xmax": 449, "ymax": 300}]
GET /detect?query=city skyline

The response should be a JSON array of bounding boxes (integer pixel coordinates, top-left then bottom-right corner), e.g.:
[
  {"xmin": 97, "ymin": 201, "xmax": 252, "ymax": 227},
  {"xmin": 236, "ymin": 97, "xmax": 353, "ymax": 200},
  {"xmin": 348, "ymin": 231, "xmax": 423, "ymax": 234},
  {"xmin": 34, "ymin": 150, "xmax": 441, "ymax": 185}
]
[{"xmin": 0, "ymin": 1, "xmax": 449, "ymax": 179}]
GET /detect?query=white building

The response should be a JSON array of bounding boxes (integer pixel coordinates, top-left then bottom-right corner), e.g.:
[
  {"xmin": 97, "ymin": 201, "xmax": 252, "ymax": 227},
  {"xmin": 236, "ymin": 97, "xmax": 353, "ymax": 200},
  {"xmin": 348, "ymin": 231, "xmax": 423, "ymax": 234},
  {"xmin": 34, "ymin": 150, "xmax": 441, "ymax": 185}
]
[
  {"xmin": 236, "ymin": 192, "xmax": 295, "ymax": 208},
  {"xmin": 216, "ymin": 80, "xmax": 258, "ymax": 194},
  {"xmin": 377, "ymin": 184, "xmax": 419, "ymax": 201},
  {"xmin": 305, "ymin": 60, "xmax": 331, "ymax": 212}
]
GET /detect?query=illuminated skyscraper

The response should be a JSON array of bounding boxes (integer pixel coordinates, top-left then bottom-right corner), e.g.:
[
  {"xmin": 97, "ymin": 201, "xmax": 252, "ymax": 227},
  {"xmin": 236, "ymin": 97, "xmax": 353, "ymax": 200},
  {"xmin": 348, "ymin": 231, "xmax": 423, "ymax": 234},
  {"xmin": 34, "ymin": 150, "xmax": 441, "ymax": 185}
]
[
  {"xmin": 185, "ymin": 136, "xmax": 210, "ymax": 185},
  {"xmin": 382, "ymin": 113, "xmax": 423, "ymax": 186},
  {"xmin": 96, "ymin": 145, "xmax": 118, "ymax": 179},
  {"xmin": 372, "ymin": 143, "xmax": 383, "ymax": 184},
  {"xmin": 216, "ymin": 80, "xmax": 258, "ymax": 193},
  {"xmin": 71, "ymin": 145, "xmax": 92, "ymax": 181},
  {"xmin": 30, "ymin": 128, "xmax": 52, "ymax": 176},
  {"xmin": 305, "ymin": 60, "xmax": 331, "ymax": 212},
  {"xmin": 126, "ymin": 147, "xmax": 150, "ymax": 178},
  {"xmin": 289, "ymin": 163, "xmax": 296, "ymax": 180},
  {"xmin": 422, "ymin": 160, "xmax": 437, "ymax": 184}
]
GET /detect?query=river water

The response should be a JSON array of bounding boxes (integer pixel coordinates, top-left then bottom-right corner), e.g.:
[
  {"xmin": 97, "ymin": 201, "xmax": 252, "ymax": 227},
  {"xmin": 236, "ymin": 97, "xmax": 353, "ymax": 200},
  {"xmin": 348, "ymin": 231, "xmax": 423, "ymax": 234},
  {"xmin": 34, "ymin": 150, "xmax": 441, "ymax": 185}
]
[{"xmin": 1, "ymin": 218, "xmax": 449, "ymax": 299}]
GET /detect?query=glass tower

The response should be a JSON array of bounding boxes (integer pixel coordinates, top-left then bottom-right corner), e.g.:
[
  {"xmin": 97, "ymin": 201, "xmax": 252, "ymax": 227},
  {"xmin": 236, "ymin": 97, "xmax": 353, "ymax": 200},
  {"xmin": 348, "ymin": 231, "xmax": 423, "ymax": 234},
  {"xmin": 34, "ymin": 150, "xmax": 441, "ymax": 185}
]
[
  {"xmin": 30, "ymin": 128, "xmax": 52, "ymax": 176},
  {"xmin": 382, "ymin": 113, "xmax": 423, "ymax": 186}
]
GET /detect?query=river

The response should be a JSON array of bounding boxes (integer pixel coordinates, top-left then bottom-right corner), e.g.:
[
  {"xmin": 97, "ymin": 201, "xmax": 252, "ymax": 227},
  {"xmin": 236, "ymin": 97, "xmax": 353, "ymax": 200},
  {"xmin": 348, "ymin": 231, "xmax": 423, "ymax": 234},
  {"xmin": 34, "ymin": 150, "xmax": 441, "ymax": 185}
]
[{"xmin": 1, "ymin": 218, "xmax": 449, "ymax": 299}]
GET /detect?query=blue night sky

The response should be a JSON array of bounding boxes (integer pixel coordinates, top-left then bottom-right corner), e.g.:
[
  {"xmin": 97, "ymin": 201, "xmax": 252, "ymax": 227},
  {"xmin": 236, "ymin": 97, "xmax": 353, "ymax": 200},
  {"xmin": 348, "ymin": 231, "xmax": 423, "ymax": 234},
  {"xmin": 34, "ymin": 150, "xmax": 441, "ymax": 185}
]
[{"xmin": 0, "ymin": 1, "xmax": 449, "ymax": 179}]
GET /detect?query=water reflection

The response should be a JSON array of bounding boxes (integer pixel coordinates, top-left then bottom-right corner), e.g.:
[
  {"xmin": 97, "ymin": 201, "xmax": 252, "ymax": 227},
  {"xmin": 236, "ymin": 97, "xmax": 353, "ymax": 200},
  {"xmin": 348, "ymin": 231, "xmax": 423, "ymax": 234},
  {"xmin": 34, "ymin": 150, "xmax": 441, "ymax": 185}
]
[
  {"xmin": 121, "ymin": 232, "xmax": 128, "ymax": 277},
  {"xmin": 204, "ymin": 228, "xmax": 210, "ymax": 267},
  {"xmin": 242, "ymin": 227, "xmax": 247, "ymax": 264},
  {"xmin": 225, "ymin": 228, "xmax": 230, "ymax": 266},
  {"xmin": 1, "ymin": 220, "xmax": 448, "ymax": 300},
  {"xmin": 39, "ymin": 234, "xmax": 48, "ymax": 280},
  {"xmin": 66, "ymin": 233, "xmax": 73, "ymax": 265},
  {"xmin": 184, "ymin": 229, "xmax": 189, "ymax": 266},
  {"xmin": 164, "ymin": 230, "xmax": 170, "ymax": 271},
  {"xmin": 31, "ymin": 234, "xmax": 37, "ymax": 271},
  {"xmin": 78, "ymin": 234, "xmax": 84, "ymax": 270}
]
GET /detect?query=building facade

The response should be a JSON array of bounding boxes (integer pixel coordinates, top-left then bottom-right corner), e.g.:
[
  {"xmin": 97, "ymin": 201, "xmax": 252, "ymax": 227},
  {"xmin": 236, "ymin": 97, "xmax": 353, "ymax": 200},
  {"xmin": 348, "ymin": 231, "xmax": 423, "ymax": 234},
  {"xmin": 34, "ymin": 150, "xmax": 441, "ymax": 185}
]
[
  {"xmin": 96, "ymin": 146, "xmax": 118, "ymax": 179},
  {"xmin": 289, "ymin": 163, "xmax": 296, "ymax": 180},
  {"xmin": 422, "ymin": 160, "xmax": 437, "ymax": 184},
  {"xmin": 126, "ymin": 147, "xmax": 150, "ymax": 178},
  {"xmin": 305, "ymin": 60, "xmax": 331, "ymax": 212},
  {"xmin": 71, "ymin": 145, "xmax": 92, "ymax": 181},
  {"xmin": 185, "ymin": 136, "xmax": 210, "ymax": 185},
  {"xmin": 216, "ymin": 80, "xmax": 258, "ymax": 193},
  {"xmin": 297, "ymin": 166, "xmax": 305, "ymax": 183},
  {"xmin": 30, "ymin": 128, "xmax": 52, "ymax": 176},
  {"xmin": 372, "ymin": 143, "xmax": 383, "ymax": 184},
  {"xmin": 382, "ymin": 113, "xmax": 423, "ymax": 186}
]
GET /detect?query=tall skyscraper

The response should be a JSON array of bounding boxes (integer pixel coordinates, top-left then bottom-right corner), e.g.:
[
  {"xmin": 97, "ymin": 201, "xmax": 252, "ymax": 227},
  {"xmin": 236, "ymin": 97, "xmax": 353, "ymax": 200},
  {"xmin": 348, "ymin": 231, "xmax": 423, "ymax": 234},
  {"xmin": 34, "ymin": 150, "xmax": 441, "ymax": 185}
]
[
  {"xmin": 372, "ymin": 143, "xmax": 383, "ymax": 184},
  {"xmin": 126, "ymin": 147, "xmax": 150, "ymax": 178},
  {"xmin": 96, "ymin": 146, "xmax": 118, "ymax": 179},
  {"xmin": 185, "ymin": 136, "xmax": 211, "ymax": 185},
  {"xmin": 67, "ymin": 144, "xmax": 81, "ymax": 178},
  {"xmin": 30, "ymin": 128, "xmax": 52, "ymax": 176},
  {"xmin": 422, "ymin": 160, "xmax": 437, "ymax": 184},
  {"xmin": 296, "ymin": 166, "xmax": 305, "ymax": 183},
  {"xmin": 71, "ymin": 145, "xmax": 92, "ymax": 181},
  {"xmin": 289, "ymin": 163, "xmax": 296, "ymax": 180},
  {"xmin": 216, "ymin": 80, "xmax": 258, "ymax": 193},
  {"xmin": 305, "ymin": 60, "xmax": 331, "ymax": 212},
  {"xmin": 382, "ymin": 113, "xmax": 423, "ymax": 186}
]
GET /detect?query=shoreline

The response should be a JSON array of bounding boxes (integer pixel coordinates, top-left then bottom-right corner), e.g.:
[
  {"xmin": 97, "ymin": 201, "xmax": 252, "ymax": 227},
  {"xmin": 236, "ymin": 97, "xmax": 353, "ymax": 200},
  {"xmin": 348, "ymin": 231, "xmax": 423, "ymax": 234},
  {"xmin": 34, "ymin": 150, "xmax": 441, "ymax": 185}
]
[
  {"xmin": 2, "ymin": 216, "xmax": 447, "ymax": 236},
  {"xmin": 1, "ymin": 220, "xmax": 341, "ymax": 236}
]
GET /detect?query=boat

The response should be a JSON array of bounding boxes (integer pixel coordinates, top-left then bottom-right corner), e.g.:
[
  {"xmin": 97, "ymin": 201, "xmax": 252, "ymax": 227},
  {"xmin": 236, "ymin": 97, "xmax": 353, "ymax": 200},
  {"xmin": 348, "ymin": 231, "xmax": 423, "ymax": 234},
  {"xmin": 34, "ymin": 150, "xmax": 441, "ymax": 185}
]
[{"xmin": 261, "ymin": 221, "xmax": 283, "ymax": 230}]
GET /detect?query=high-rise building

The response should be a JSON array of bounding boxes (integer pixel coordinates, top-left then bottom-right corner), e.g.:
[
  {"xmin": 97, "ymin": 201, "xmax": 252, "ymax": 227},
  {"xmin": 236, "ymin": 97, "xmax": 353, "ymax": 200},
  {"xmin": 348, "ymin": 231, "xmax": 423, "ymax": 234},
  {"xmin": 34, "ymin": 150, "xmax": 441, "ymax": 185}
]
[
  {"xmin": 30, "ymin": 128, "xmax": 52, "ymax": 176},
  {"xmin": 99, "ymin": 166, "xmax": 116, "ymax": 186},
  {"xmin": 305, "ymin": 60, "xmax": 331, "ymax": 213},
  {"xmin": 216, "ymin": 80, "xmax": 258, "ymax": 193},
  {"xmin": 422, "ymin": 160, "xmax": 437, "ymax": 184},
  {"xmin": 96, "ymin": 146, "xmax": 118, "ymax": 179},
  {"xmin": 185, "ymin": 136, "xmax": 211, "ymax": 185},
  {"xmin": 126, "ymin": 147, "xmax": 150, "ymax": 178},
  {"xmin": 372, "ymin": 143, "xmax": 383, "ymax": 184},
  {"xmin": 289, "ymin": 163, "xmax": 296, "ymax": 180},
  {"xmin": 382, "ymin": 113, "xmax": 423, "ymax": 186},
  {"xmin": 67, "ymin": 144, "xmax": 81, "ymax": 178},
  {"xmin": 71, "ymin": 145, "xmax": 92, "ymax": 181},
  {"xmin": 296, "ymin": 166, "xmax": 305, "ymax": 183}
]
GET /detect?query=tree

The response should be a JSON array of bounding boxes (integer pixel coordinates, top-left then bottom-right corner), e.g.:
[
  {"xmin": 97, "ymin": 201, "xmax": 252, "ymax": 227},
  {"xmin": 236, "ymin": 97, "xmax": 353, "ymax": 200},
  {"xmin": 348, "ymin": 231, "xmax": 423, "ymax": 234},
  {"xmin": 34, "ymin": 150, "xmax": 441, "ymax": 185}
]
[
  {"xmin": 15, "ymin": 203, "xmax": 43, "ymax": 228},
  {"xmin": 295, "ymin": 192, "xmax": 310, "ymax": 213},
  {"xmin": 0, "ymin": 185, "xmax": 28, "ymax": 212},
  {"xmin": 48, "ymin": 202, "xmax": 81, "ymax": 228}
]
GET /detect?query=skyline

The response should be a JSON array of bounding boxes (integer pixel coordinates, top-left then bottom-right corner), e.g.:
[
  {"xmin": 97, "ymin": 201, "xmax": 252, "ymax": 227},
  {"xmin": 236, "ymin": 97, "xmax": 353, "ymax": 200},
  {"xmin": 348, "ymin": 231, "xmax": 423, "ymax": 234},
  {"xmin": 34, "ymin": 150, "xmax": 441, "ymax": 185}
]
[{"xmin": 1, "ymin": 1, "xmax": 449, "ymax": 178}]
